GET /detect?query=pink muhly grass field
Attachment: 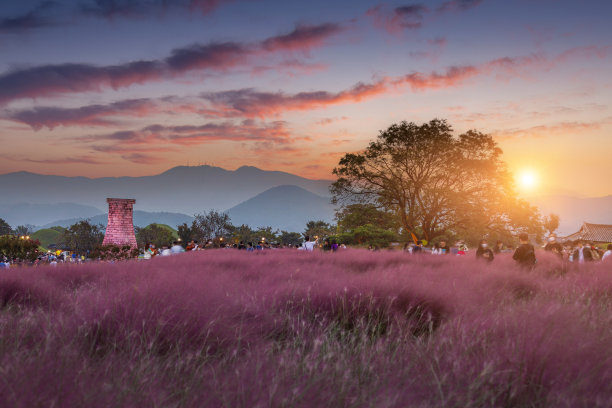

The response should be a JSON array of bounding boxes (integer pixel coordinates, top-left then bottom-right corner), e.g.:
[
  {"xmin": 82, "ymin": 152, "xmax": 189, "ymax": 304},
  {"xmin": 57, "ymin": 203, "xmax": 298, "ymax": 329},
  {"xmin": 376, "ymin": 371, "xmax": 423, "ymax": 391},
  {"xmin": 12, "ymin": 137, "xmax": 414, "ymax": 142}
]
[{"xmin": 1, "ymin": 249, "xmax": 612, "ymax": 407}]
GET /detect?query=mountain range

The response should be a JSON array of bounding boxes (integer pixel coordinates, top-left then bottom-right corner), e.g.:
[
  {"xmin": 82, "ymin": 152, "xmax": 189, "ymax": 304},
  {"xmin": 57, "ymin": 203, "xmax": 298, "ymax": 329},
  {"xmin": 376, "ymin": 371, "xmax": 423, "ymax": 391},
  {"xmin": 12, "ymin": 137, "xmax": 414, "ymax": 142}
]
[
  {"xmin": 0, "ymin": 165, "xmax": 331, "ymax": 215},
  {"xmin": 227, "ymin": 185, "xmax": 335, "ymax": 232},
  {"xmin": 0, "ymin": 166, "xmax": 336, "ymax": 232},
  {"xmin": 0, "ymin": 165, "xmax": 609, "ymax": 236}
]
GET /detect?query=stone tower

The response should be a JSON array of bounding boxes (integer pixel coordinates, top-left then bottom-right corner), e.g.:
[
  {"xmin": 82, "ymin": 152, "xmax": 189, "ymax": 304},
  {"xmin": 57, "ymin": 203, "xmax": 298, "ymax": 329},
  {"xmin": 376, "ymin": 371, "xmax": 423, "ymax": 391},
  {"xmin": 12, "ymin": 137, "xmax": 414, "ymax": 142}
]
[{"xmin": 102, "ymin": 198, "xmax": 137, "ymax": 247}]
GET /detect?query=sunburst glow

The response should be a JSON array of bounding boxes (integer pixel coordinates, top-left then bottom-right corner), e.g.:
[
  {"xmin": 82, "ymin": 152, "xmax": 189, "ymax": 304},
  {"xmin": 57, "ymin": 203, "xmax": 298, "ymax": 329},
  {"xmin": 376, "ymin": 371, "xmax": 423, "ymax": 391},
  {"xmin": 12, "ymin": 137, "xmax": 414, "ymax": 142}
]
[{"xmin": 518, "ymin": 170, "xmax": 539, "ymax": 190}]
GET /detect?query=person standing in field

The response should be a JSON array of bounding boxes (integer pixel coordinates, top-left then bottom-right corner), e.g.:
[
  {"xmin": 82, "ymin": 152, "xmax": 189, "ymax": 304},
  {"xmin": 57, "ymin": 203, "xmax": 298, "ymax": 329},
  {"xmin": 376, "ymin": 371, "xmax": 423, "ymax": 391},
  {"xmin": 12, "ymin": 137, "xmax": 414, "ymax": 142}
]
[
  {"xmin": 331, "ymin": 239, "xmax": 339, "ymax": 252},
  {"xmin": 602, "ymin": 244, "xmax": 612, "ymax": 262},
  {"xmin": 438, "ymin": 240, "xmax": 450, "ymax": 255},
  {"xmin": 170, "ymin": 241, "xmax": 185, "ymax": 254},
  {"xmin": 302, "ymin": 236, "xmax": 318, "ymax": 252},
  {"xmin": 512, "ymin": 233, "xmax": 536, "ymax": 268},
  {"xmin": 544, "ymin": 234, "xmax": 563, "ymax": 258},
  {"xmin": 476, "ymin": 239, "xmax": 494, "ymax": 262},
  {"xmin": 572, "ymin": 241, "xmax": 594, "ymax": 263},
  {"xmin": 493, "ymin": 240, "xmax": 504, "ymax": 254}
]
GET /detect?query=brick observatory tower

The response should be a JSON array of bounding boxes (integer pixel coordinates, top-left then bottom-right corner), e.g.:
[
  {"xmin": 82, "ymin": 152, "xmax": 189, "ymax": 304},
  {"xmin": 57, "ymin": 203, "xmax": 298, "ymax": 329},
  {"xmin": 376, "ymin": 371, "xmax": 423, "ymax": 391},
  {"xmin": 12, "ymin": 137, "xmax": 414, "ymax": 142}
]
[{"xmin": 102, "ymin": 198, "xmax": 137, "ymax": 247}]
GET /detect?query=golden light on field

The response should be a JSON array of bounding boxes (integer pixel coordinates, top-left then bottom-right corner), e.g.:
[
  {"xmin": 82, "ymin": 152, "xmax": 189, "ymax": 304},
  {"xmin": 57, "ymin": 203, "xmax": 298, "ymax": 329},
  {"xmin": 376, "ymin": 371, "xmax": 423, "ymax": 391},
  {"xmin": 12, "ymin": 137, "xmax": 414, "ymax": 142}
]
[{"xmin": 517, "ymin": 169, "xmax": 539, "ymax": 191}]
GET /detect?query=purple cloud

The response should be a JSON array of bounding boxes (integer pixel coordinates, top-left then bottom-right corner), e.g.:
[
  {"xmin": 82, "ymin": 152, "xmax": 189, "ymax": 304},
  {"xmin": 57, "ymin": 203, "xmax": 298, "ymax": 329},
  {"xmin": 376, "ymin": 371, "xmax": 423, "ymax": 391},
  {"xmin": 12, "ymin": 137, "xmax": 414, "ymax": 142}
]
[
  {"xmin": 78, "ymin": 0, "xmax": 234, "ymax": 19},
  {"xmin": 0, "ymin": 1, "xmax": 61, "ymax": 34},
  {"xmin": 437, "ymin": 0, "xmax": 484, "ymax": 12},
  {"xmin": 8, "ymin": 98, "xmax": 158, "ymax": 130},
  {"xmin": 262, "ymin": 23, "xmax": 345, "ymax": 52},
  {"xmin": 0, "ymin": 22, "xmax": 342, "ymax": 105}
]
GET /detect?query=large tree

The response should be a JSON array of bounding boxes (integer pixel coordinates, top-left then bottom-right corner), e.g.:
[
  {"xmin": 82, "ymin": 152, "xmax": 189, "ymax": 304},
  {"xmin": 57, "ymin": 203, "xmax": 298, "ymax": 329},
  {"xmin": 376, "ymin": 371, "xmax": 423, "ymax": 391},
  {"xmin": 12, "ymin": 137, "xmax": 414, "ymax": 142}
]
[
  {"xmin": 60, "ymin": 220, "xmax": 105, "ymax": 254},
  {"xmin": 13, "ymin": 225, "xmax": 33, "ymax": 236},
  {"xmin": 335, "ymin": 203, "xmax": 398, "ymax": 233},
  {"xmin": 193, "ymin": 210, "xmax": 233, "ymax": 242},
  {"xmin": 0, "ymin": 218, "xmax": 12, "ymax": 235},
  {"xmin": 304, "ymin": 220, "xmax": 334, "ymax": 239},
  {"xmin": 332, "ymin": 119, "xmax": 542, "ymax": 242},
  {"xmin": 136, "ymin": 224, "xmax": 176, "ymax": 248}
]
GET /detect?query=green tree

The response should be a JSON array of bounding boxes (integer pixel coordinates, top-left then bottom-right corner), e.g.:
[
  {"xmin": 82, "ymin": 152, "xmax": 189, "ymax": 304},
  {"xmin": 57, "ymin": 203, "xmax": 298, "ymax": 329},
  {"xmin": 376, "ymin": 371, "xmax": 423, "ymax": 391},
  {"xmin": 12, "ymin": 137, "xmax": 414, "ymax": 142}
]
[
  {"xmin": 229, "ymin": 224, "xmax": 256, "ymax": 244},
  {"xmin": 0, "ymin": 218, "xmax": 12, "ymax": 235},
  {"xmin": 304, "ymin": 220, "xmax": 334, "ymax": 239},
  {"xmin": 332, "ymin": 119, "xmax": 542, "ymax": 242},
  {"xmin": 177, "ymin": 222, "xmax": 198, "ymax": 243},
  {"xmin": 136, "ymin": 224, "xmax": 175, "ymax": 248},
  {"xmin": 193, "ymin": 210, "xmax": 233, "ymax": 242},
  {"xmin": 338, "ymin": 224, "xmax": 397, "ymax": 248},
  {"xmin": 14, "ymin": 225, "xmax": 33, "ymax": 236},
  {"xmin": 336, "ymin": 203, "xmax": 398, "ymax": 233},
  {"xmin": 253, "ymin": 226, "xmax": 278, "ymax": 244},
  {"xmin": 60, "ymin": 220, "xmax": 105, "ymax": 254},
  {"xmin": 278, "ymin": 231, "xmax": 303, "ymax": 246},
  {"xmin": 0, "ymin": 235, "xmax": 40, "ymax": 261}
]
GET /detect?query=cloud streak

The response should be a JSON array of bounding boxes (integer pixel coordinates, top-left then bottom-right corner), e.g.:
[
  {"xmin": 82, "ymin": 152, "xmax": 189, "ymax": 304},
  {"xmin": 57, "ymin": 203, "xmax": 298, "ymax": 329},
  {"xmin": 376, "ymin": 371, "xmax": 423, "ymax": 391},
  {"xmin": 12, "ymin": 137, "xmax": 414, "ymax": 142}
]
[
  {"xmin": 7, "ymin": 46, "xmax": 608, "ymax": 130},
  {"xmin": 0, "ymin": 1, "xmax": 61, "ymax": 34},
  {"xmin": 367, "ymin": 0, "xmax": 484, "ymax": 34},
  {"xmin": 0, "ymin": 22, "xmax": 344, "ymax": 105},
  {"xmin": 78, "ymin": 120, "xmax": 293, "ymax": 161},
  {"xmin": 8, "ymin": 98, "xmax": 160, "ymax": 130},
  {"xmin": 78, "ymin": 0, "xmax": 234, "ymax": 19}
]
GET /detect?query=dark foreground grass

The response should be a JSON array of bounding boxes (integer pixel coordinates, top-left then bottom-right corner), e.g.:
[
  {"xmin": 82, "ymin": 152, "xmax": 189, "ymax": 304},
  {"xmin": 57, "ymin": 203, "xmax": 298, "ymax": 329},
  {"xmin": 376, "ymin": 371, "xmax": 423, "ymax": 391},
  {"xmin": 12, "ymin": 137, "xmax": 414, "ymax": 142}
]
[{"xmin": 1, "ymin": 250, "xmax": 612, "ymax": 407}]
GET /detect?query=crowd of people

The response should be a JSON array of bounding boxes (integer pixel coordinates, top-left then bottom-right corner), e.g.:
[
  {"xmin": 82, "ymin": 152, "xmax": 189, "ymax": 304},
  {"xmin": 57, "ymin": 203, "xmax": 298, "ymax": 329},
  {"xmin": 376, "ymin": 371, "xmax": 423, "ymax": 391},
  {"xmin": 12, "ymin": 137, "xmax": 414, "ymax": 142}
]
[
  {"xmin": 2, "ymin": 232, "xmax": 611, "ymax": 269},
  {"xmin": 396, "ymin": 233, "xmax": 611, "ymax": 269},
  {"xmin": 140, "ymin": 236, "xmax": 344, "ymax": 258}
]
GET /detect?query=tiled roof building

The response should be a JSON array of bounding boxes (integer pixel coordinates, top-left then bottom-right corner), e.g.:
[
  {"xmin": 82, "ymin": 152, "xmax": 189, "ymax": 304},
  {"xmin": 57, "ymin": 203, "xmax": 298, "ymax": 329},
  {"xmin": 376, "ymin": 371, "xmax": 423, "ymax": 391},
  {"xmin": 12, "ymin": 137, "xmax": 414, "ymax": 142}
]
[{"xmin": 563, "ymin": 223, "xmax": 612, "ymax": 243}]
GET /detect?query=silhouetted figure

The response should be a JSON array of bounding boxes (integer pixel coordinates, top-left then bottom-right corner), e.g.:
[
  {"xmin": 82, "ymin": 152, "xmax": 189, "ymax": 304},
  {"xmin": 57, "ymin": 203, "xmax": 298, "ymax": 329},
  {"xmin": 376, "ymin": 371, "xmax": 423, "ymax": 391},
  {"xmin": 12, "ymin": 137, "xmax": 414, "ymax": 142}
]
[
  {"xmin": 512, "ymin": 233, "xmax": 536, "ymax": 269},
  {"xmin": 493, "ymin": 240, "xmax": 504, "ymax": 254},
  {"xmin": 544, "ymin": 234, "xmax": 563, "ymax": 258},
  {"xmin": 438, "ymin": 240, "xmax": 450, "ymax": 255},
  {"xmin": 572, "ymin": 241, "xmax": 594, "ymax": 263},
  {"xmin": 476, "ymin": 239, "xmax": 494, "ymax": 262}
]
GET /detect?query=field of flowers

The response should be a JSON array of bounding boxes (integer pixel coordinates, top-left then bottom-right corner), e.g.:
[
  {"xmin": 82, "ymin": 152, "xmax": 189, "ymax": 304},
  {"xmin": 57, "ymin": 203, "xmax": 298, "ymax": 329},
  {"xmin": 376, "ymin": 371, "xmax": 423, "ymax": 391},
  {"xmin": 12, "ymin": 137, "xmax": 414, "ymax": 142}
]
[{"xmin": 1, "ymin": 249, "xmax": 611, "ymax": 407}]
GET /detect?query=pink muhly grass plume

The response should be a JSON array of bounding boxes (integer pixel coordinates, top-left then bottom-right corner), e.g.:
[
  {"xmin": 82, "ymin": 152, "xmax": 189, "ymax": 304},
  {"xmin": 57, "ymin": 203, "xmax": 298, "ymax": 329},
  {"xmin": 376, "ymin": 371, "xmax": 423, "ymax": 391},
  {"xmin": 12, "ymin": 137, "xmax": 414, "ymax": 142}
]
[{"xmin": 0, "ymin": 248, "xmax": 611, "ymax": 406}]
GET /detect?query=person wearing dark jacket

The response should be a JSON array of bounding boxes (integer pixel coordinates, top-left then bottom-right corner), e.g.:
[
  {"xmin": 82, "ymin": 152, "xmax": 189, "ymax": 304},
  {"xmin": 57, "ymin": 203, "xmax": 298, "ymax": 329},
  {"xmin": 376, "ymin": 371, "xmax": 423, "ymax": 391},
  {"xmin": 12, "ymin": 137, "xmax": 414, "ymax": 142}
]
[
  {"xmin": 544, "ymin": 234, "xmax": 563, "ymax": 258},
  {"xmin": 438, "ymin": 240, "xmax": 451, "ymax": 255},
  {"xmin": 476, "ymin": 239, "xmax": 494, "ymax": 262},
  {"xmin": 512, "ymin": 233, "xmax": 536, "ymax": 268},
  {"xmin": 572, "ymin": 241, "xmax": 594, "ymax": 263}
]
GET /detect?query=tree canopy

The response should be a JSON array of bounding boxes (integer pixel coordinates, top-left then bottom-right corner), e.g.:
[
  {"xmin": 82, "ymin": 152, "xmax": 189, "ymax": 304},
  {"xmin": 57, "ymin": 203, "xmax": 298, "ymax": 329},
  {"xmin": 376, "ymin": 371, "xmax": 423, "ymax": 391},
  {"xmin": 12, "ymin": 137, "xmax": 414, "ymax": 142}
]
[
  {"xmin": 60, "ymin": 220, "xmax": 105, "ymax": 254},
  {"xmin": 0, "ymin": 218, "xmax": 12, "ymax": 235},
  {"xmin": 304, "ymin": 220, "xmax": 334, "ymax": 239},
  {"xmin": 136, "ymin": 224, "xmax": 176, "ymax": 248},
  {"xmin": 332, "ymin": 119, "xmax": 542, "ymax": 243}
]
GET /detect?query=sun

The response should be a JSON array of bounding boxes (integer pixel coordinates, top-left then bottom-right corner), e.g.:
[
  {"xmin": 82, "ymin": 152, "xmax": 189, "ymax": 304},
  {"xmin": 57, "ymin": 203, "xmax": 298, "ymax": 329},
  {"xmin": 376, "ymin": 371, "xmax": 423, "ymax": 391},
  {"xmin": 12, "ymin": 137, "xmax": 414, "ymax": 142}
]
[{"xmin": 517, "ymin": 170, "xmax": 539, "ymax": 190}]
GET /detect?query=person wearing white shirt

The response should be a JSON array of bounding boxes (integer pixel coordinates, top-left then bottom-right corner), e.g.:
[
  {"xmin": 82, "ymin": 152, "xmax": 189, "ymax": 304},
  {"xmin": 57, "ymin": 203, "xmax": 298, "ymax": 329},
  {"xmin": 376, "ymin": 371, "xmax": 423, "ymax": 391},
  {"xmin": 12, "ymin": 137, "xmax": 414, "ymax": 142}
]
[
  {"xmin": 170, "ymin": 241, "xmax": 185, "ymax": 254},
  {"xmin": 603, "ymin": 244, "xmax": 612, "ymax": 262},
  {"xmin": 302, "ymin": 236, "xmax": 319, "ymax": 252}
]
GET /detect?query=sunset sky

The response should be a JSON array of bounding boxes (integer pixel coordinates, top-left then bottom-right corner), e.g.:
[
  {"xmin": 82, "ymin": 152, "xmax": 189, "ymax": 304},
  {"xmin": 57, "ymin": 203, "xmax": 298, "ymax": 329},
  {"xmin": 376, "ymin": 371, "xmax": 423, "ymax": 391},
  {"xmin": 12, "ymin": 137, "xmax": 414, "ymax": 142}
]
[{"xmin": 1, "ymin": 0, "xmax": 610, "ymax": 197}]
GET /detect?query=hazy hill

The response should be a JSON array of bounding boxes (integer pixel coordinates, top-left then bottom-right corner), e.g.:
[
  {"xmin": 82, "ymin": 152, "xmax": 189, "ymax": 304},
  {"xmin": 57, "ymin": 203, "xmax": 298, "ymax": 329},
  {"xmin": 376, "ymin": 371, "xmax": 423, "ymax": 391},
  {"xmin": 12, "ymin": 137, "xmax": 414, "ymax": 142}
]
[
  {"xmin": 0, "ymin": 203, "xmax": 102, "ymax": 228},
  {"xmin": 0, "ymin": 165, "xmax": 332, "ymax": 215},
  {"xmin": 40, "ymin": 210, "xmax": 193, "ymax": 230},
  {"xmin": 528, "ymin": 195, "xmax": 612, "ymax": 235},
  {"xmin": 30, "ymin": 227, "xmax": 65, "ymax": 249},
  {"xmin": 227, "ymin": 185, "xmax": 335, "ymax": 232}
]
